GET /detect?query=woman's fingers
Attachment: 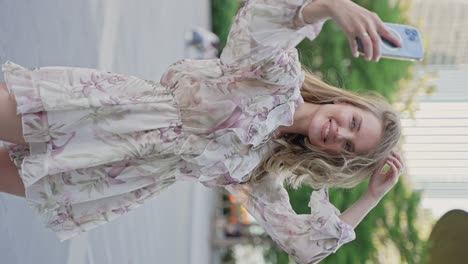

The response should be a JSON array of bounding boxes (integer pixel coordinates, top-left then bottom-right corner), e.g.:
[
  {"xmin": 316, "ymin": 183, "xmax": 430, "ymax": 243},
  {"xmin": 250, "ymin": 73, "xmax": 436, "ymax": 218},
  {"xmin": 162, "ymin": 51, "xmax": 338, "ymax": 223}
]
[
  {"xmin": 360, "ymin": 31, "xmax": 373, "ymax": 61},
  {"xmin": 391, "ymin": 151, "xmax": 405, "ymax": 172},
  {"xmin": 351, "ymin": 23, "xmax": 382, "ymax": 61},
  {"xmin": 387, "ymin": 156, "xmax": 402, "ymax": 173},
  {"xmin": 385, "ymin": 160, "xmax": 399, "ymax": 183},
  {"xmin": 348, "ymin": 37, "xmax": 359, "ymax": 58},
  {"xmin": 330, "ymin": 1, "xmax": 394, "ymax": 61},
  {"xmin": 369, "ymin": 27, "xmax": 381, "ymax": 61},
  {"xmin": 378, "ymin": 24, "xmax": 402, "ymax": 48}
]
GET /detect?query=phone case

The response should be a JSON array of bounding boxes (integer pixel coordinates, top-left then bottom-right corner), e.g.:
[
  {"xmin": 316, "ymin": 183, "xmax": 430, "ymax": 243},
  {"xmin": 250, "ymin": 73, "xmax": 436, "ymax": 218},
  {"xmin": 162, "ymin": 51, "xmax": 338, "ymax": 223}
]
[{"xmin": 357, "ymin": 23, "xmax": 424, "ymax": 61}]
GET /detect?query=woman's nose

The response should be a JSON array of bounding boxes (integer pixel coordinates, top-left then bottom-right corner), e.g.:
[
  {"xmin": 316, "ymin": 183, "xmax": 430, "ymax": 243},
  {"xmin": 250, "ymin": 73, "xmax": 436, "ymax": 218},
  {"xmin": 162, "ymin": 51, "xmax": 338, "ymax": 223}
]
[{"xmin": 336, "ymin": 127, "xmax": 352, "ymax": 141}]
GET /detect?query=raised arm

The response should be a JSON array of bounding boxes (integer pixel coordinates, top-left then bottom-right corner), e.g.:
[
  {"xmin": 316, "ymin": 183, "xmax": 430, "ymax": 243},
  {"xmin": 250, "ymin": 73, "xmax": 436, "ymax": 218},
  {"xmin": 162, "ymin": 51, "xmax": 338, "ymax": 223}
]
[
  {"xmin": 338, "ymin": 190, "xmax": 378, "ymax": 229},
  {"xmin": 224, "ymin": 175, "xmax": 355, "ymax": 264},
  {"xmin": 294, "ymin": 0, "xmax": 331, "ymax": 27},
  {"xmin": 340, "ymin": 150, "xmax": 405, "ymax": 228},
  {"xmin": 220, "ymin": 0, "xmax": 325, "ymax": 73},
  {"xmin": 220, "ymin": 0, "xmax": 402, "ymax": 79}
]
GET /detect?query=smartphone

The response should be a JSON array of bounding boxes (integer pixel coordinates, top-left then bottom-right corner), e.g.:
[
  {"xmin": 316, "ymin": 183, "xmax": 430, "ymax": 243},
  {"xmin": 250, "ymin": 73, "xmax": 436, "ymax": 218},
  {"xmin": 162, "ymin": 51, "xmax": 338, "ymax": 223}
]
[{"xmin": 357, "ymin": 23, "xmax": 424, "ymax": 61}]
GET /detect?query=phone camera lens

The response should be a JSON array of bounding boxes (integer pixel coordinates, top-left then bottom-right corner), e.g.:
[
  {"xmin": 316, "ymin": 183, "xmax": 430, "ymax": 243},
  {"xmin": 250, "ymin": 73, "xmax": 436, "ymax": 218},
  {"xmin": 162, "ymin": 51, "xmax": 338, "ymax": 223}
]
[{"xmin": 405, "ymin": 29, "xmax": 418, "ymax": 38}]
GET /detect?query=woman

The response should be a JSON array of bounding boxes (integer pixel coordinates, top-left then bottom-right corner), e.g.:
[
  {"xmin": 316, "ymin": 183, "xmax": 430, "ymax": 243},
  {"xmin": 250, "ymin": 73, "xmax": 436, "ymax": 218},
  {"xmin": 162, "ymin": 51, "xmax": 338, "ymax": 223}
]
[{"xmin": 0, "ymin": 0, "xmax": 405, "ymax": 262}]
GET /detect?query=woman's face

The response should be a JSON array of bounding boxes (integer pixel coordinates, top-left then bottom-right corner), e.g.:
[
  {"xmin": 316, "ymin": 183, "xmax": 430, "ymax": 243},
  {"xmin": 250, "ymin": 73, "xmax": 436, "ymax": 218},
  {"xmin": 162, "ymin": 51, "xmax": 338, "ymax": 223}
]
[{"xmin": 307, "ymin": 102, "xmax": 383, "ymax": 155}]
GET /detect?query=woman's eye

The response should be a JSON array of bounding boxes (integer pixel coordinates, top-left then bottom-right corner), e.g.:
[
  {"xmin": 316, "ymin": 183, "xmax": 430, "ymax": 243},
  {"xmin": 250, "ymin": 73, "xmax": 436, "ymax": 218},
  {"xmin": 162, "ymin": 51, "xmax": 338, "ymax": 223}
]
[{"xmin": 351, "ymin": 117, "xmax": 356, "ymax": 129}]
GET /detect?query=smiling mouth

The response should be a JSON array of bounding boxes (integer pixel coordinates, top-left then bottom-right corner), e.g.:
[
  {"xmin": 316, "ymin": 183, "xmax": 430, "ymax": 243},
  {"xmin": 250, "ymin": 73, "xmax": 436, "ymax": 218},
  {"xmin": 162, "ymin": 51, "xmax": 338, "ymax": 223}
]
[{"xmin": 323, "ymin": 119, "xmax": 331, "ymax": 143}]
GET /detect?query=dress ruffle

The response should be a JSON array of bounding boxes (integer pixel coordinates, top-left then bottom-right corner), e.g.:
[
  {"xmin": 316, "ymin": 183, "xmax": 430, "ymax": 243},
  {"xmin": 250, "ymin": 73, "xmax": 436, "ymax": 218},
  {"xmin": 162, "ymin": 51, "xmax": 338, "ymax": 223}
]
[
  {"xmin": 224, "ymin": 176, "xmax": 356, "ymax": 264},
  {"xmin": 2, "ymin": 61, "xmax": 185, "ymax": 241},
  {"xmin": 2, "ymin": 61, "xmax": 176, "ymax": 113},
  {"xmin": 172, "ymin": 72, "xmax": 303, "ymax": 186},
  {"xmin": 2, "ymin": 62, "xmax": 44, "ymax": 113}
]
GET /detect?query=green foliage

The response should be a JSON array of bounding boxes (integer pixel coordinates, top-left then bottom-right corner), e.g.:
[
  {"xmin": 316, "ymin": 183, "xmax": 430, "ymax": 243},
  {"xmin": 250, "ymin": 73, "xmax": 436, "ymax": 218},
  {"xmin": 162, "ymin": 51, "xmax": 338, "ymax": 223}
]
[
  {"xmin": 211, "ymin": 0, "xmax": 429, "ymax": 263},
  {"xmin": 211, "ymin": 0, "xmax": 240, "ymax": 49}
]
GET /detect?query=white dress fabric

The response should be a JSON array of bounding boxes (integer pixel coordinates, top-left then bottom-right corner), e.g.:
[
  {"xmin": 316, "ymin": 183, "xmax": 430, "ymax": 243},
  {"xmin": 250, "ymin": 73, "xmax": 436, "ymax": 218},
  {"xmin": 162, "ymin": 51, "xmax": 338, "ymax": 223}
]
[{"xmin": 1, "ymin": 0, "xmax": 355, "ymax": 262}]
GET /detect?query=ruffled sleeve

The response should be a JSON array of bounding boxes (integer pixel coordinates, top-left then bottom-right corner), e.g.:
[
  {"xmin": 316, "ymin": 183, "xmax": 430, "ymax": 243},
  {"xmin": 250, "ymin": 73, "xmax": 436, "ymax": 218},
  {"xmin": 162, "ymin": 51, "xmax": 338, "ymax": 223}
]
[
  {"xmin": 223, "ymin": 175, "xmax": 356, "ymax": 264},
  {"xmin": 220, "ymin": 0, "xmax": 326, "ymax": 85}
]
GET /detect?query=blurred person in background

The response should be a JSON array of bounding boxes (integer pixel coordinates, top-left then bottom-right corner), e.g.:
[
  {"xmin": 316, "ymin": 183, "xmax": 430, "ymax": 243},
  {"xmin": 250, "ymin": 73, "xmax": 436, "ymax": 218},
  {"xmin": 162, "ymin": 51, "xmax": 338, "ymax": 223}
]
[{"xmin": 185, "ymin": 26, "xmax": 220, "ymax": 59}]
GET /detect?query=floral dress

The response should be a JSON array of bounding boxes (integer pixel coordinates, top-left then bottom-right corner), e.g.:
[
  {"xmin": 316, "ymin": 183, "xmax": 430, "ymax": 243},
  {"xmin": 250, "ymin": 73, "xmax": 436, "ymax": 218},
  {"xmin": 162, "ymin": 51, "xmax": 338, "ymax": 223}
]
[{"xmin": 1, "ymin": 0, "xmax": 355, "ymax": 262}]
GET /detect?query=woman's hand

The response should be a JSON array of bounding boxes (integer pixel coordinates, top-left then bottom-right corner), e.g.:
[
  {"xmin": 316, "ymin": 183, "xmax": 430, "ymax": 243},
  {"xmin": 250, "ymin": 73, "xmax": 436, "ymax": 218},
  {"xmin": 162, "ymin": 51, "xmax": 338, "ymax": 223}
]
[
  {"xmin": 366, "ymin": 150, "xmax": 405, "ymax": 202},
  {"xmin": 319, "ymin": 0, "xmax": 402, "ymax": 61}
]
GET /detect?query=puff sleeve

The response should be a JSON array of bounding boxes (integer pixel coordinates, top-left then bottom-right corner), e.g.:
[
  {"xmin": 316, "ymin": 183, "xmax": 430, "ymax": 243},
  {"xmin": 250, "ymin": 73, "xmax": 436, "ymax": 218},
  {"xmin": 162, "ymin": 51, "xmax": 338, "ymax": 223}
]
[
  {"xmin": 219, "ymin": 0, "xmax": 326, "ymax": 85},
  {"xmin": 223, "ymin": 175, "xmax": 356, "ymax": 264}
]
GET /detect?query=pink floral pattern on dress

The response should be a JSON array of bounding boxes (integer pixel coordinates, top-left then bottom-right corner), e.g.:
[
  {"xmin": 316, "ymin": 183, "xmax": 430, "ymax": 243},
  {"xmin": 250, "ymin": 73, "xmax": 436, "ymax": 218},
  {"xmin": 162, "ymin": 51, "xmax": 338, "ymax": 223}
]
[
  {"xmin": 2, "ymin": 61, "xmax": 184, "ymax": 241},
  {"xmin": 1, "ymin": 0, "xmax": 354, "ymax": 262}
]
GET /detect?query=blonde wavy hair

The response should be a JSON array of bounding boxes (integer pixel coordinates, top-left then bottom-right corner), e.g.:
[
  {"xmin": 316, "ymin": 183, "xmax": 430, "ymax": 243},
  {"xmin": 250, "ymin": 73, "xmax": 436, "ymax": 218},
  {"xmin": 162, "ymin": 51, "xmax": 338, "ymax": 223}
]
[{"xmin": 248, "ymin": 67, "xmax": 402, "ymax": 190}]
